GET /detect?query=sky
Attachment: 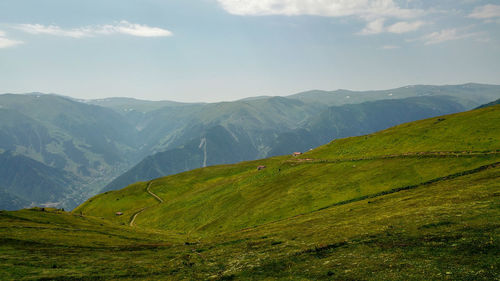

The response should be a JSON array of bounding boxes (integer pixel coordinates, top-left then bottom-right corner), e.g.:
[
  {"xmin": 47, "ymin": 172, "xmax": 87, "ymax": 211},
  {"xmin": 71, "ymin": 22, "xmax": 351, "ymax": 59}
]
[{"xmin": 0, "ymin": 0, "xmax": 499, "ymax": 102}]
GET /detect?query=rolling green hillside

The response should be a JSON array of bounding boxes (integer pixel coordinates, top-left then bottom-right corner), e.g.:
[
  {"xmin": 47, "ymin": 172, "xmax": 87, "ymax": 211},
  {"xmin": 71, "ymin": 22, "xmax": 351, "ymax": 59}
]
[
  {"xmin": 1, "ymin": 105, "xmax": 498, "ymax": 280},
  {"xmin": 76, "ymin": 105, "xmax": 500, "ymax": 236},
  {"xmin": 2, "ymin": 84, "xmax": 499, "ymax": 211},
  {"xmin": 103, "ymin": 95, "xmax": 469, "ymax": 192},
  {"xmin": 103, "ymin": 125, "xmax": 258, "ymax": 192},
  {"xmin": 269, "ymin": 95, "xmax": 467, "ymax": 156},
  {"xmin": 101, "ymin": 96, "xmax": 324, "ymax": 192}
]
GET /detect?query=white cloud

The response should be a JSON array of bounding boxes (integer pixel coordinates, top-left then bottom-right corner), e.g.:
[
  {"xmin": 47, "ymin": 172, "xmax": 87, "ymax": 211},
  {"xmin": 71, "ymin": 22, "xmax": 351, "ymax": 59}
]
[
  {"xmin": 16, "ymin": 24, "xmax": 90, "ymax": 38},
  {"xmin": 386, "ymin": 21, "xmax": 425, "ymax": 34},
  {"xmin": 419, "ymin": 28, "xmax": 479, "ymax": 45},
  {"xmin": 0, "ymin": 30, "xmax": 23, "ymax": 48},
  {"xmin": 217, "ymin": 1, "xmax": 426, "ymax": 36},
  {"xmin": 0, "ymin": 37, "xmax": 23, "ymax": 48},
  {"xmin": 468, "ymin": 4, "xmax": 500, "ymax": 19},
  {"xmin": 15, "ymin": 21, "xmax": 172, "ymax": 38},
  {"xmin": 359, "ymin": 18, "xmax": 386, "ymax": 35},
  {"xmin": 359, "ymin": 19, "xmax": 424, "ymax": 35},
  {"xmin": 381, "ymin": 45, "xmax": 400, "ymax": 49},
  {"xmin": 95, "ymin": 21, "xmax": 173, "ymax": 37},
  {"xmin": 217, "ymin": 0, "xmax": 422, "ymax": 19}
]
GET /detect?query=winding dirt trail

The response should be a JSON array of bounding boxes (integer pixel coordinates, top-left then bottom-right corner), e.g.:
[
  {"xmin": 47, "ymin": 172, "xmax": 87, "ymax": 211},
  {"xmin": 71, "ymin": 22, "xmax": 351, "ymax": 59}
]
[{"xmin": 129, "ymin": 182, "xmax": 163, "ymax": 227}]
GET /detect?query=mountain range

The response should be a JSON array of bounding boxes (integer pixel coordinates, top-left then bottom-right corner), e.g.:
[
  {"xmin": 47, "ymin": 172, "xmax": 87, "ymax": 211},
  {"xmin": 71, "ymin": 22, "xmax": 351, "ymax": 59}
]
[
  {"xmin": 1, "ymin": 83, "xmax": 500, "ymax": 210},
  {"xmin": 1, "ymin": 102, "xmax": 497, "ymax": 280}
]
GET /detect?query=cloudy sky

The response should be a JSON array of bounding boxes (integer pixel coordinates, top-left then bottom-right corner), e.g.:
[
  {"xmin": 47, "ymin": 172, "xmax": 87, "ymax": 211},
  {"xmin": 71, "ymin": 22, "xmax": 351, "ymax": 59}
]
[{"xmin": 1, "ymin": 0, "xmax": 499, "ymax": 102}]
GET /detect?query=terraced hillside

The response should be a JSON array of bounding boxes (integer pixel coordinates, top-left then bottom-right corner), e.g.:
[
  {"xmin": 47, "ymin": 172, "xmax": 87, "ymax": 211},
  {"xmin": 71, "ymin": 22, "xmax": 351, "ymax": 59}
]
[{"xmin": 1, "ymin": 105, "xmax": 499, "ymax": 280}]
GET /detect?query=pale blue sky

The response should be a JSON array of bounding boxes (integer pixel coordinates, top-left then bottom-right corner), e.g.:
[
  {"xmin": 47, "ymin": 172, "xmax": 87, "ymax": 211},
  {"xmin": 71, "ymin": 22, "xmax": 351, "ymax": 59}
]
[{"xmin": 1, "ymin": 0, "xmax": 499, "ymax": 102}]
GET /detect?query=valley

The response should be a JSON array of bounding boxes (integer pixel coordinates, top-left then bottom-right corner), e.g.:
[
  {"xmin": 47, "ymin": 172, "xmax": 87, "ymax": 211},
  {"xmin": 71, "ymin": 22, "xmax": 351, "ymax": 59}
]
[
  {"xmin": 3, "ymin": 2, "xmax": 500, "ymax": 279},
  {"xmin": 2, "ymin": 84, "xmax": 499, "ymax": 210},
  {"xmin": 1, "ymin": 103, "xmax": 498, "ymax": 280}
]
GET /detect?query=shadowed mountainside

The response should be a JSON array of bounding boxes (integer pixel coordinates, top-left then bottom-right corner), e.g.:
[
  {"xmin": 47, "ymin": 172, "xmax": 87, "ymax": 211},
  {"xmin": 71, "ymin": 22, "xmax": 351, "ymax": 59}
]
[{"xmin": 0, "ymin": 104, "xmax": 498, "ymax": 280}]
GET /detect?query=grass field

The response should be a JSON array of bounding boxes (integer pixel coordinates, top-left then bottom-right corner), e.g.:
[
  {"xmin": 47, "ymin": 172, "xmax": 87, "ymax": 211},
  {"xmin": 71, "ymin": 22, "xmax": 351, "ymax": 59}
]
[{"xmin": 1, "ymin": 105, "xmax": 499, "ymax": 280}]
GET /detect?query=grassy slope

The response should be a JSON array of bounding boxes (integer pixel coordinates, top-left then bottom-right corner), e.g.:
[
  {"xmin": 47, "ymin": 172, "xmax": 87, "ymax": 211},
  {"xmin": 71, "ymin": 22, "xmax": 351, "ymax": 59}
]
[
  {"xmin": 1, "ymin": 105, "xmax": 498, "ymax": 280},
  {"xmin": 1, "ymin": 163, "xmax": 498, "ymax": 280},
  {"xmin": 74, "ymin": 182, "xmax": 158, "ymax": 226},
  {"xmin": 75, "ymin": 105, "xmax": 500, "ymax": 236},
  {"xmin": 307, "ymin": 104, "xmax": 500, "ymax": 160}
]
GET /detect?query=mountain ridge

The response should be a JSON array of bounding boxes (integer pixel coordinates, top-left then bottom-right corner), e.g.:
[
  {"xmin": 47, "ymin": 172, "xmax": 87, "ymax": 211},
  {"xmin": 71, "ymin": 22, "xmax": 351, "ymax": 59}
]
[
  {"xmin": 1, "ymin": 83, "xmax": 499, "ymax": 210},
  {"xmin": 75, "ymin": 104, "xmax": 500, "ymax": 236},
  {"xmin": 1, "ymin": 103, "xmax": 498, "ymax": 280}
]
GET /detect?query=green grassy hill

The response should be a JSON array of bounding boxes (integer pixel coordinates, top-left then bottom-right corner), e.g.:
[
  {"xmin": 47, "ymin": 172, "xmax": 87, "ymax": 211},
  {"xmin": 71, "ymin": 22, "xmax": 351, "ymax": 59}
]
[
  {"xmin": 268, "ymin": 95, "xmax": 467, "ymax": 156},
  {"xmin": 76, "ymin": 105, "xmax": 500, "ymax": 236},
  {"xmin": 1, "ymin": 103, "xmax": 498, "ymax": 280},
  {"xmin": 2, "ymin": 85, "xmax": 498, "ymax": 210},
  {"xmin": 104, "ymin": 95, "xmax": 468, "ymax": 192}
]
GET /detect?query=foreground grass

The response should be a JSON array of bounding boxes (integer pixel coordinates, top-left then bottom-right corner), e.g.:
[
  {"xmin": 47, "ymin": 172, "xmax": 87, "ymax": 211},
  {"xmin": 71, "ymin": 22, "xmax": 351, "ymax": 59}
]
[
  {"xmin": 1, "ymin": 165, "xmax": 498, "ymax": 280},
  {"xmin": 75, "ymin": 154, "xmax": 499, "ymax": 236}
]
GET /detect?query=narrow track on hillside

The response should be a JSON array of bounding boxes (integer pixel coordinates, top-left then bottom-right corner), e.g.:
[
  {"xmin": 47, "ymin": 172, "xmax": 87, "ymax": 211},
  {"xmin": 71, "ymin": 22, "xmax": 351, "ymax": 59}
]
[
  {"xmin": 129, "ymin": 182, "xmax": 163, "ymax": 227},
  {"xmin": 290, "ymin": 150, "xmax": 500, "ymax": 164}
]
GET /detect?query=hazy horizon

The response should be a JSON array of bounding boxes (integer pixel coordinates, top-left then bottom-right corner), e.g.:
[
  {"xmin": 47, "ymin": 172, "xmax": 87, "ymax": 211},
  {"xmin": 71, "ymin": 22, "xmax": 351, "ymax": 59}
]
[
  {"xmin": 2, "ymin": 82, "xmax": 500, "ymax": 104},
  {"xmin": 1, "ymin": 0, "xmax": 500, "ymax": 102}
]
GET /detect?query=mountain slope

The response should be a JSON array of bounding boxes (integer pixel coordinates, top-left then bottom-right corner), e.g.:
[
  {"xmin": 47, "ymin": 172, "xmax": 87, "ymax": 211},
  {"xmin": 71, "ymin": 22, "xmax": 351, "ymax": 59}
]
[
  {"xmin": 287, "ymin": 83, "xmax": 500, "ymax": 107},
  {"xmin": 75, "ymin": 104, "xmax": 500, "ymax": 235},
  {"xmin": 105, "ymin": 95, "xmax": 468, "ymax": 191},
  {"xmin": 2, "ymin": 105, "xmax": 498, "ymax": 280},
  {"xmin": 0, "ymin": 94, "xmax": 141, "ymax": 209},
  {"xmin": 103, "ymin": 97, "xmax": 323, "ymax": 191},
  {"xmin": 2, "ymin": 84, "xmax": 499, "ymax": 210},
  {"xmin": 104, "ymin": 125, "xmax": 258, "ymax": 191},
  {"xmin": 2, "ymin": 163, "xmax": 498, "ymax": 280},
  {"xmin": 0, "ymin": 151, "xmax": 78, "ymax": 207},
  {"xmin": 269, "ymin": 95, "xmax": 466, "ymax": 156},
  {"xmin": 476, "ymin": 98, "xmax": 500, "ymax": 109},
  {"xmin": 0, "ymin": 187, "xmax": 30, "ymax": 211}
]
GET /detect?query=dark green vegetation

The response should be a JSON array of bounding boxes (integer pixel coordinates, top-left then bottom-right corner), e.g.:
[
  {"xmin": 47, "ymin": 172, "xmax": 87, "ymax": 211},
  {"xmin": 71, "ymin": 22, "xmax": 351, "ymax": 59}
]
[
  {"xmin": 103, "ymin": 94, "xmax": 477, "ymax": 192},
  {"xmin": 0, "ymin": 151, "xmax": 77, "ymax": 207},
  {"xmin": 1, "ymin": 104, "xmax": 499, "ymax": 280},
  {"xmin": 76, "ymin": 105, "xmax": 500, "ymax": 234},
  {"xmin": 0, "ymin": 187, "xmax": 29, "ymax": 211},
  {"xmin": 0, "ymin": 94, "xmax": 139, "ymax": 209},
  {"xmin": 269, "ymin": 95, "xmax": 466, "ymax": 156},
  {"xmin": 1, "ymin": 84, "xmax": 499, "ymax": 210}
]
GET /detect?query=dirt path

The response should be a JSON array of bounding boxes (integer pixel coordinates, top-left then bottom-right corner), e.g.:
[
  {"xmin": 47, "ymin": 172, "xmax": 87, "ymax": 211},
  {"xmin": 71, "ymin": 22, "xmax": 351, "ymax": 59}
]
[
  {"xmin": 147, "ymin": 183, "xmax": 163, "ymax": 203},
  {"xmin": 129, "ymin": 182, "xmax": 163, "ymax": 227},
  {"xmin": 129, "ymin": 207, "xmax": 146, "ymax": 227}
]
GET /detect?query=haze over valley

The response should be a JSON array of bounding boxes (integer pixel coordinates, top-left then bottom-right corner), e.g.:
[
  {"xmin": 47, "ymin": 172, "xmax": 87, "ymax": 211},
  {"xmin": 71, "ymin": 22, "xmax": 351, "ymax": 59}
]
[
  {"xmin": 1, "ymin": 83, "xmax": 499, "ymax": 210},
  {"xmin": 1, "ymin": 0, "xmax": 500, "ymax": 280}
]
